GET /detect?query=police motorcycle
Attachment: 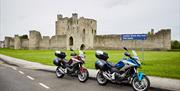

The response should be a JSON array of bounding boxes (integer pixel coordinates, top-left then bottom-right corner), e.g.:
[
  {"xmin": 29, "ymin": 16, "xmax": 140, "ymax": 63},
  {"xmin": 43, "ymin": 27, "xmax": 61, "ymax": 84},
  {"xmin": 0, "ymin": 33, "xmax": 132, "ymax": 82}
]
[
  {"xmin": 95, "ymin": 47, "xmax": 150, "ymax": 91},
  {"xmin": 53, "ymin": 49, "xmax": 89, "ymax": 82}
]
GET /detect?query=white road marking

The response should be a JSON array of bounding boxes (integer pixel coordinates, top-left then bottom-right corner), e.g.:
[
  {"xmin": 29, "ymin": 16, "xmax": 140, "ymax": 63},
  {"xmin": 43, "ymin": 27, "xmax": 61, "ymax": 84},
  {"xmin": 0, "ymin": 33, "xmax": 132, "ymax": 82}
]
[
  {"xmin": 19, "ymin": 71, "xmax": 24, "ymax": 74},
  {"xmin": 11, "ymin": 67, "xmax": 17, "ymax": 70},
  {"xmin": 39, "ymin": 82, "xmax": 50, "ymax": 89},
  {"xmin": 2, "ymin": 64, "xmax": 17, "ymax": 70},
  {"xmin": 26, "ymin": 75, "xmax": 35, "ymax": 80}
]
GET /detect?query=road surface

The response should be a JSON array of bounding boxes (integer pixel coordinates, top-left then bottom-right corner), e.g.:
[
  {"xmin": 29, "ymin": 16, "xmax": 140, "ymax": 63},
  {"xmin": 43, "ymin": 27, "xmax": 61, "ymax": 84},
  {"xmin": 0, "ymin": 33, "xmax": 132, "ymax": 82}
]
[{"xmin": 0, "ymin": 60, "xmax": 170, "ymax": 91}]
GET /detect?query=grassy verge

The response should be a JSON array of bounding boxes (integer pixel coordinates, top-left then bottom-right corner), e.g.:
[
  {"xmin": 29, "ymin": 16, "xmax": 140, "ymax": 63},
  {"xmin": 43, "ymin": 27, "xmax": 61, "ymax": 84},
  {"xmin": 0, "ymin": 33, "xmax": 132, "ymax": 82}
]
[{"xmin": 0, "ymin": 48, "xmax": 180, "ymax": 79}]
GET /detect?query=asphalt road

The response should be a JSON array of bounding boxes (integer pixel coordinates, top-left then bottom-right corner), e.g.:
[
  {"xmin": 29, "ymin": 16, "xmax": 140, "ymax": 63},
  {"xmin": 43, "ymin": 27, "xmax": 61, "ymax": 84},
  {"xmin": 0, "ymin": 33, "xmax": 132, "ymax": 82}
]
[{"xmin": 0, "ymin": 61, "xmax": 170, "ymax": 91}]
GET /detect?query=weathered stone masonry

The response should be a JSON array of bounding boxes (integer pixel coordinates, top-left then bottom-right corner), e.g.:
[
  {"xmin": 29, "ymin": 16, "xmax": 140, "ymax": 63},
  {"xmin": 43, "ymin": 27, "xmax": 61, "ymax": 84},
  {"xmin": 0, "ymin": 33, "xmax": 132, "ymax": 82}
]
[{"xmin": 4, "ymin": 13, "xmax": 171, "ymax": 50}]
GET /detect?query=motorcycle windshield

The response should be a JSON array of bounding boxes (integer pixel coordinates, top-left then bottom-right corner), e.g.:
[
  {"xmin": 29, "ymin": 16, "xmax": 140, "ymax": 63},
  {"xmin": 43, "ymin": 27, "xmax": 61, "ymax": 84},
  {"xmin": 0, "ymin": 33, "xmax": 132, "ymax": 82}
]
[
  {"xmin": 132, "ymin": 50, "xmax": 137, "ymax": 57},
  {"xmin": 79, "ymin": 50, "xmax": 84, "ymax": 55},
  {"xmin": 79, "ymin": 50, "xmax": 85, "ymax": 61},
  {"xmin": 132, "ymin": 50, "xmax": 141, "ymax": 66}
]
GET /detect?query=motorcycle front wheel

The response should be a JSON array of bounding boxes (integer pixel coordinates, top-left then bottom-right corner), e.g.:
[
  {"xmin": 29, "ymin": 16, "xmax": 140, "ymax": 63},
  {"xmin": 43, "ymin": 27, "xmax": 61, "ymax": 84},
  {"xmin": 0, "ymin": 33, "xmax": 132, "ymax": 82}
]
[
  {"xmin": 78, "ymin": 69, "xmax": 89, "ymax": 82},
  {"xmin": 56, "ymin": 66, "xmax": 65, "ymax": 78},
  {"xmin": 132, "ymin": 75, "xmax": 150, "ymax": 91}
]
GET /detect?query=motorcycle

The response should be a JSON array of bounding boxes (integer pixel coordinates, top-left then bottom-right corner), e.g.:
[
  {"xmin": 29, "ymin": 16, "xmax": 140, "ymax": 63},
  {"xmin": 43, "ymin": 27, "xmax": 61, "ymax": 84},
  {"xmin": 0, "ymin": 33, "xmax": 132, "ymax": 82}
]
[
  {"xmin": 95, "ymin": 47, "xmax": 150, "ymax": 91},
  {"xmin": 53, "ymin": 49, "xmax": 89, "ymax": 82}
]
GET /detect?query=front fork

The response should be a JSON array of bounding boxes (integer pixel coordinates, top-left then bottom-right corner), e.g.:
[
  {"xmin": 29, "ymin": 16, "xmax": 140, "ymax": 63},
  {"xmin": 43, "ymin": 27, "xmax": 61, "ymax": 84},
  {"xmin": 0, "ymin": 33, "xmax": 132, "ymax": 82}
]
[
  {"xmin": 79, "ymin": 64, "xmax": 86, "ymax": 73},
  {"xmin": 129, "ymin": 68, "xmax": 144, "ymax": 83}
]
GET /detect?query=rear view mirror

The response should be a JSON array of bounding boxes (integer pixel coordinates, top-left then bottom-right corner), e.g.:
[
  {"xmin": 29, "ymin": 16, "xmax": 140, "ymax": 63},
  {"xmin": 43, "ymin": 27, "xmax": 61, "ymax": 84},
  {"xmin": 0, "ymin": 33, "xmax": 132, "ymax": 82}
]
[
  {"xmin": 124, "ymin": 52, "xmax": 130, "ymax": 57},
  {"xmin": 123, "ymin": 47, "xmax": 128, "ymax": 51}
]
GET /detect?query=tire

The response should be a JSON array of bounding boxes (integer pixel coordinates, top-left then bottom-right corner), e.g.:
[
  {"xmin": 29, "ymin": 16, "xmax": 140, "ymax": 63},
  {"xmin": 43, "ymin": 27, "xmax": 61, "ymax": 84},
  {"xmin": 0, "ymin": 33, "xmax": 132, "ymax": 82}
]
[
  {"xmin": 78, "ymin": 69, "xmax": 89, "ymax": 82},
  {"xmin": 132, "ymin": 75, "xmax": 150, "ymax": 91},
  {"xmin": 56, "ymin": 67, "xmax": 65, "ymax": 78},
  {"xmin": 96, "ymin": 71, "xmax": 108, "ymax": 85}
]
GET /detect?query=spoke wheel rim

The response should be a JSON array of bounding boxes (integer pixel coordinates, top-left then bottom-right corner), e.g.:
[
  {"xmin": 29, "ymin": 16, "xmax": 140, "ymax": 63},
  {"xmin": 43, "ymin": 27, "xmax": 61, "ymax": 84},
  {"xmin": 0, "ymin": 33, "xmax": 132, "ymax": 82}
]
[
  {"xmin": 78, "ymin": 71, "xmax": 88, "ymax": 81},
  {"xmin": 133, "ymin": 77, "xmax": 148, "ymax": 91},
  {"xmin": 56, "ymin": 67, "xmax": 63, "ymax": 77},
  {"xmin": 97, "ymin": 72, "xmax": 107, "ymax": 84}
]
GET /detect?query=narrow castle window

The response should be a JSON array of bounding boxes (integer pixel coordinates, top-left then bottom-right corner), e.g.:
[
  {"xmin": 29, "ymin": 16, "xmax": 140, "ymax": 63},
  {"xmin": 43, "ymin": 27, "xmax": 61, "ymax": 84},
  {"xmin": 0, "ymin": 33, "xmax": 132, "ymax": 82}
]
[
  {"xmin": 83, "ymin": 29, "xmax": 85, "ymax": 35},
  {"xmin": 82, "ymin": 29, "xmax": 85, "ymax": 42},
  {"xmin": 92, "ymin": 29, "xmax": 93, "ymax": 34},
  {"xmin": 68, "ymin": 26, "xmax": 69, "ymax": 30},
  {"xmin": 69, "ymin": 36, "xmax": 73, "ymax": 46}
]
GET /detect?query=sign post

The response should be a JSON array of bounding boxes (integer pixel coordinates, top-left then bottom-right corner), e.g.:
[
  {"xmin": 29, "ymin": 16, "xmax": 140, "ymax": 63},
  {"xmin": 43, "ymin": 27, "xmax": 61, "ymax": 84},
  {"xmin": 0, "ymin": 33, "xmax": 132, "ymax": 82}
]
[{"xmin": 121, "ymin": 34, "xmax": 147, "ymax": 61}]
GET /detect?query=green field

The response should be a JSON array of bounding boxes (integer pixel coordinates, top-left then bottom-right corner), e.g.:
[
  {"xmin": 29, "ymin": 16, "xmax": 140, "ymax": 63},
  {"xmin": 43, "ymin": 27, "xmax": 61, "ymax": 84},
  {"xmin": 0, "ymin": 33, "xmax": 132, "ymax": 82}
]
[{"xmin": 0, "ymin": 48, "xmax": 180, "ymax": 79}]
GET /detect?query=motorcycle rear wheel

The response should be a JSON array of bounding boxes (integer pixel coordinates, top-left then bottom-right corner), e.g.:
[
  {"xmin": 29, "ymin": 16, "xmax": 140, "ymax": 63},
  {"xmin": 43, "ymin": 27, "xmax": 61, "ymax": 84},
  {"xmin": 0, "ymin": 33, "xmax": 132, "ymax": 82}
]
[{"xmin": 96, "ymin": 71, "xmax": 108, "ymax": 85}]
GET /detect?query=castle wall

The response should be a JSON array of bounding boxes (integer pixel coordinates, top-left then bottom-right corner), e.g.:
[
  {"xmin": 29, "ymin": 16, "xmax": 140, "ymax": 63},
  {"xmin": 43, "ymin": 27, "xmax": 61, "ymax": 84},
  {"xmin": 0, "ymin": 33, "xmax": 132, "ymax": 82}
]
[
  {"xmin": 56, "ymin": 13, "xmax": 97, "ymax": 50},
  {"xmin": 9, "ymin": 38, "xmax": 14, "ymax": 48},
  {"xmin": 4, "ymin": 37, "xmax": 14, "ymax": 48},
  {"xmin": 78, "ymin": 17, "xmax": 96, "ymax": 49},
  {"xmin": 56, "ymin": 17, "xmax": 68, "ymax": 35},
  {"xmin": 94, "ymin": 35, "xmax": 121, "ymax": 49},
  {"xmin": 3, "ymin": 14, "xmax": 171, "ymax": 50},
  {"xmin": 94, "ymin": 29, "xmax": 171, "ymax": 50},
  {"xmin": 29, "ymin": 30, "xmax": 42, "ymax": 49},
  {"xmin": 4, "ymin": 37, "xmax": 11, "ymax": 48},
  {"xmin": 21, "ymin": 39, "xmax": 29, "ymax": 49},
  {"xmin": 50, "ymin": 35, "xmax": 67, "ymax": 50},
  {"xmin": 39, "ymin": 36, "xmax": 50, "ymax": 49},
  {"xmin": 0, "ymin": 41, "xmax": 4, "ymax": 48},
  {"xmin": 14, "ymin": 35, "xmax": 21, "ymax": 49}
]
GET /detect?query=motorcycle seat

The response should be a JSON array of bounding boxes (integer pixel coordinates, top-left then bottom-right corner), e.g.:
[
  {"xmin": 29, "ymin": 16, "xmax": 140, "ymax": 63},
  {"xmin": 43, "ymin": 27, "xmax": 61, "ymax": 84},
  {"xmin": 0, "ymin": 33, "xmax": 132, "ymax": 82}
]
[{"xmin": 107, "ymin": 61, "xmax": 116, "ymax": 67}]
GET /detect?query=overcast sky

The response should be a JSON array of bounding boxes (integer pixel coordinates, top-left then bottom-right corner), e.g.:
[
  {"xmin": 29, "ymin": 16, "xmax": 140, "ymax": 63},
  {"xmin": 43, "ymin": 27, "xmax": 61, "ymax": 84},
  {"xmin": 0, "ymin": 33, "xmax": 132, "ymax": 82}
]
[{"xmin": 0, "ymin": 0, "xmax": 180, "ymax": 40}]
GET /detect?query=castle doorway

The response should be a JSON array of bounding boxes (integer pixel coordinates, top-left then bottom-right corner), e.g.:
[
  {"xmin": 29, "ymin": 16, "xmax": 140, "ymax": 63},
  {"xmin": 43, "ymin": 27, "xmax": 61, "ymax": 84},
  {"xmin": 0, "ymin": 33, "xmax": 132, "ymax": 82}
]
[
  {"xmin": 80, "ymin": 44, "xmax": 85, "ymax": 50},
  {"xmin": 69, "ymin": 36, "xmax": 73, "ymax": 46}
]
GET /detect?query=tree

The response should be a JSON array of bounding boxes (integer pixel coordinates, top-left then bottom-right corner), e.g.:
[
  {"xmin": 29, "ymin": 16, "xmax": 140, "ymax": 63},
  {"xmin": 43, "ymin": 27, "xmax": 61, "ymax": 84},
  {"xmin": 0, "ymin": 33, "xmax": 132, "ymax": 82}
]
[
  {"xmin": 147, "ymin": 31, "xmax": 151, "ymax": 37},
  {"xmin": 20, "ymin": 35, "xmax": 28, "ymax": 39},
  {"xmin": 171, "ymin": 40, "xmax": 180, "ymax": 49}
]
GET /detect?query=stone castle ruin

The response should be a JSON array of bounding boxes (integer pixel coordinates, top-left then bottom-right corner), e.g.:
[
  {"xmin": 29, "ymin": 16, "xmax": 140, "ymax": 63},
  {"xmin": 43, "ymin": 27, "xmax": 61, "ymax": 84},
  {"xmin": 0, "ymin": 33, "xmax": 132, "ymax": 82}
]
[{"xmin": 4, "ymin": 13, "xmax": 171, "ymax": 50}]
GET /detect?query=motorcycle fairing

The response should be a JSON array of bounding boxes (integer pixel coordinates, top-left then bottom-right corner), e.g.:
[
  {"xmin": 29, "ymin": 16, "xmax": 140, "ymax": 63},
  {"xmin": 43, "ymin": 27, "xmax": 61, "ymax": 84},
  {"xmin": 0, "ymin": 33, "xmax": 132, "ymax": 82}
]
[{"xmin": 137, "ymin": 72, "xmax": 144, "ymax": 81}]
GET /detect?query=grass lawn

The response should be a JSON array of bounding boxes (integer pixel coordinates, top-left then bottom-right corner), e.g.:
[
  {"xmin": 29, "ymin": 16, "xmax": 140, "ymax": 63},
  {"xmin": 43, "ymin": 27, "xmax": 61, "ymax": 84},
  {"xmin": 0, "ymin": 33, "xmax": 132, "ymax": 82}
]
[{"xmin": 0, "ymin": 48, "xmax": 180, "ymax": 79}]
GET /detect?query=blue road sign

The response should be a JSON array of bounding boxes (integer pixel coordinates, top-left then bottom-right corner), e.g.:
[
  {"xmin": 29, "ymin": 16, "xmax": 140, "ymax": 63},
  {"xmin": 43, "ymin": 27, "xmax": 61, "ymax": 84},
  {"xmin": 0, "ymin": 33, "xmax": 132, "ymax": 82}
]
[{"xmin": 121, "ymin": 34, "xmax": 147, "ymax": 40}]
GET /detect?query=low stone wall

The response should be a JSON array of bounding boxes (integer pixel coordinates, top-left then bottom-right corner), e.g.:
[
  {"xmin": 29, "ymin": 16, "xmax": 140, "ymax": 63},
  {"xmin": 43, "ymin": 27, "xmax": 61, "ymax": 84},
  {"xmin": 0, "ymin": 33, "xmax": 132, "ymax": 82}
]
[
  {"xmin": 5, "ymin": 37, "xmax": 14, "ymax": 48},
  {"xmin": 21, "ymin": 39, "xmax": 29, "ymax": 49},
  {"xmin": 94, "ymin": 35, "xmax": 122, "ymax": 49},
  {"xmin": 50, "ymin": 35, "xmax": 67, "ymax": 50},
  {"xmin": 4, "ymin": 29, "xmax": 171, "ymax": 50},
  {"xmin": 39, "ymin": 36, "xmax": 50, "ymax": 50},
  {"xmin": 94, "ymin": 29, "xmax": 171, "ymax": 50}
]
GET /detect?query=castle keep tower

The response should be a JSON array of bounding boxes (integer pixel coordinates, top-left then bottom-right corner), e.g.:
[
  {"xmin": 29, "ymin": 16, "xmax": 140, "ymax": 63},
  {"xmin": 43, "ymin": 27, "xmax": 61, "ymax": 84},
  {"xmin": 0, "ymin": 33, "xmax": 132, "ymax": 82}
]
[{"xmin": 55, "ymin": 13, "xmax": 97, "ymax": 50}]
